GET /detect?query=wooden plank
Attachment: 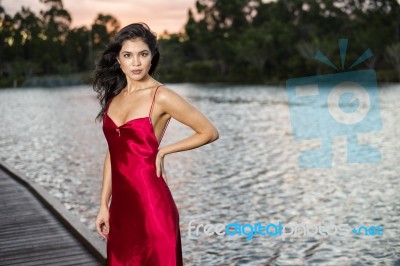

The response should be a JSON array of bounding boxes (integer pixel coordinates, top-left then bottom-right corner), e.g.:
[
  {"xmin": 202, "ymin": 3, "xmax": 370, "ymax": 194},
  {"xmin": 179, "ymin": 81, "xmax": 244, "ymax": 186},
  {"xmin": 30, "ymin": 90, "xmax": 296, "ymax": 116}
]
[
  {"xmin": 0, "ymin": 239, "xmax": 77, "ymax": 255},
  {"xmin": 42, "ymin": 257, "xmax": 102, "ymax": 266},
  {"xmin": 1, "ymin": 222, "xmax": 62, "ymax": 235},
  {"xmin": 1, "ymin": 220, "xmax": 59, "ymax": 230},
  {"xmin": 3, "ymin": 253, "xmax": 100, "ymax": 266},
  {"xmin": 0, "ymin": 231, "xmax": 73, "ymax": 246},
  {"xmin": 0, "ymin": 245, "xmax": 88, "ymax": 262}
]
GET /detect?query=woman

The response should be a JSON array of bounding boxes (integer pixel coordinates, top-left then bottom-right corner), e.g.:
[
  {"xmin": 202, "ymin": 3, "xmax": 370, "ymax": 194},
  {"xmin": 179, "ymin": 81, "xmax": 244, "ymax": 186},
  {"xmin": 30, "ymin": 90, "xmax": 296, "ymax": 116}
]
[{"xmin": 93, "ymin": 22, "xmax": 219, "ymax": 266}]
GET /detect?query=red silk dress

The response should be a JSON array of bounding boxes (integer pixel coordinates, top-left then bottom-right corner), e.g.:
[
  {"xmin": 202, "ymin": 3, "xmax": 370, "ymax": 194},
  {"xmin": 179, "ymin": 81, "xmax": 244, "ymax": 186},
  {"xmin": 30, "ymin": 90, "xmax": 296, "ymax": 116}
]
[{"xmin": 102, "ymin": 85, "xmax": 183, "ymax": 265}]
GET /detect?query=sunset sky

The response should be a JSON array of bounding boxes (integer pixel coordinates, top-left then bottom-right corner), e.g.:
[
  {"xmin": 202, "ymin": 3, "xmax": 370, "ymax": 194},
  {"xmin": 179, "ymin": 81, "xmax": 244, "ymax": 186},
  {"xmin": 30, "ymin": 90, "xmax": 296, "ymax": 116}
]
[{"xmin": 1, "ymin": 0, "xmax": 196, "ymax": 35}]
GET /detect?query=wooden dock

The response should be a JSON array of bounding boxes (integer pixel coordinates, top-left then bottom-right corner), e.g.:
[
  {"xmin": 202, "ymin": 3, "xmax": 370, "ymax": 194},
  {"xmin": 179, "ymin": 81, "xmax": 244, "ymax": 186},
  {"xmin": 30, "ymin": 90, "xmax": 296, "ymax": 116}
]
[{"xmin": 0, "ymin": 161, "xmax": 106, "ymax": 265}]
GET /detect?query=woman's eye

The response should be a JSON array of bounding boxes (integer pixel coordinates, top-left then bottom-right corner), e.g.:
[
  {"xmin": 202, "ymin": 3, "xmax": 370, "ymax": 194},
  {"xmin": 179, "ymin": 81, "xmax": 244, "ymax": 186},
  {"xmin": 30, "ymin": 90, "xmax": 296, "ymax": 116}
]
[
  {"xmin": 123, "ymin": 54, "xmax": 130, "ymax": 58},
  {"xmin": 141, "ymin": 53, "xmax": 148, "ymax": 57}
]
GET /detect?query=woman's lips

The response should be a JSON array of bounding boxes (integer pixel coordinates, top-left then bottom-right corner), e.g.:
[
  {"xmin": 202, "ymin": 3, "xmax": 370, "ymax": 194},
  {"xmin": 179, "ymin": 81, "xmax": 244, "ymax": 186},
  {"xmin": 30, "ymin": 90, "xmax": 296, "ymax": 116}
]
[{"xmin": 131, "ymin": 70, "xmax": 142, "ymax": 74}]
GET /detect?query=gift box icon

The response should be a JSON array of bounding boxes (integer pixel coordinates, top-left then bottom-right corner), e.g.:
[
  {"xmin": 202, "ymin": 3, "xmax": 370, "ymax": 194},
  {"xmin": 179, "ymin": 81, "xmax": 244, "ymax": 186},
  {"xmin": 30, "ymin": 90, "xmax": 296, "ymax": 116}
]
[{"xmin": 286, "ymin": 39, "xmax": 382, "ymax": 168}]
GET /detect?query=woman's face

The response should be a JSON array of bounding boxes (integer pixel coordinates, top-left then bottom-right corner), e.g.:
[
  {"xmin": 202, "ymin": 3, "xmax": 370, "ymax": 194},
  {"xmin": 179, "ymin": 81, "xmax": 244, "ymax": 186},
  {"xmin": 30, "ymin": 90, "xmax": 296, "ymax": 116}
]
[{"xmin": 117, "ymin": 38, "xmax": 152, "ymax": 82}]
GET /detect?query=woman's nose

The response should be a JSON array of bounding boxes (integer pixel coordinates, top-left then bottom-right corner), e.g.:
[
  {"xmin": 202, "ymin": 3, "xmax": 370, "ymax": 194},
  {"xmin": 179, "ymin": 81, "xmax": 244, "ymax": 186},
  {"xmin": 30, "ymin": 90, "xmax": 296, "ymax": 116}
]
[{"xmin": 132, "ymin": 56, "xmax": 141, "ymax": 66}]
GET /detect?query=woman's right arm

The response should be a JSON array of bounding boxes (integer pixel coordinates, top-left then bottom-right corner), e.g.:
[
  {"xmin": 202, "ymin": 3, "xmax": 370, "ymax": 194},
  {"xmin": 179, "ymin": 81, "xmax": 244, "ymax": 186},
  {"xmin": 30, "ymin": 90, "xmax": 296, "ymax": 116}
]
[
  {"xmin": 96, "ymin": 148, "xmax": 112, "ymax": 239},
  {"xmin": 100, "ymin": 149, "xmax": 112, "ymax": 209}
]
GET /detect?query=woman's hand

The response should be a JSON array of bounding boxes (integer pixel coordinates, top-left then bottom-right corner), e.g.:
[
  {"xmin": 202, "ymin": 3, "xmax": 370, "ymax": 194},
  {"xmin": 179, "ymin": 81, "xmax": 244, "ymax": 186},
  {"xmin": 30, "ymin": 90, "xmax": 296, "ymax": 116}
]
[
  {"xmin": 96, "ymin": 206, "xmax": 110, "ymax": 240},
  {"xmin": 156, "ymin": 149, "xmax": 168, "ymax": 184}
]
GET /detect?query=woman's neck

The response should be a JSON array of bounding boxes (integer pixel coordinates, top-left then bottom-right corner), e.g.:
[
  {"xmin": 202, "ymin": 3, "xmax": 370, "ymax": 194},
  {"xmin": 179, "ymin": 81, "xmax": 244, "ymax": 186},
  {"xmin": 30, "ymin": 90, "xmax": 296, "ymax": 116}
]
[{"xmin": 124, "ymin": 75, "xmax": 158, "ymax": 94}]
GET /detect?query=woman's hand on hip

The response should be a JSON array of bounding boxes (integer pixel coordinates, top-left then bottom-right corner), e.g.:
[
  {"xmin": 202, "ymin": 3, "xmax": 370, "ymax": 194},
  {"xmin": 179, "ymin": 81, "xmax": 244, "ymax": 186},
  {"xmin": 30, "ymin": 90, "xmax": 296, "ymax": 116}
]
[{"xmin": 156, "ymin": 149, "xmax": 168, "ymax": 184}]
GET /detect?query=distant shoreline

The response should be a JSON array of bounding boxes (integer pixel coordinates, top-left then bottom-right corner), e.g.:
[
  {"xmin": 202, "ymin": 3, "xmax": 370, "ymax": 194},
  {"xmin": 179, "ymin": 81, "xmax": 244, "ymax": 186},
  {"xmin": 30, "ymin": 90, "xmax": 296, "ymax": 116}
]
[{"xmin": 1, "ymin": 70, "xmax": 399, "ymax": 89}]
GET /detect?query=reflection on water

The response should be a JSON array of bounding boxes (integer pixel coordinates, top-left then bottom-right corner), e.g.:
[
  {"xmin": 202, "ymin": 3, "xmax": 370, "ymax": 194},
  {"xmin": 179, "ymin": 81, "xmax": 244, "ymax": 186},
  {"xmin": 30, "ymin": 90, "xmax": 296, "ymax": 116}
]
[{"xmin": 0, "ymin": 84, "xmax": 399, "ymax": 265}]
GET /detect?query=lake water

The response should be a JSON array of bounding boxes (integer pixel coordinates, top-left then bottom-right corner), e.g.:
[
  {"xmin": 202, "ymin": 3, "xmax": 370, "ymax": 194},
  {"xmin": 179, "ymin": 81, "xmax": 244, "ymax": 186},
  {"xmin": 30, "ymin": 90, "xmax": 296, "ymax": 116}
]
[{"xmin": 0, "ymin": 83, "xmax": 399, "ymax": 265}]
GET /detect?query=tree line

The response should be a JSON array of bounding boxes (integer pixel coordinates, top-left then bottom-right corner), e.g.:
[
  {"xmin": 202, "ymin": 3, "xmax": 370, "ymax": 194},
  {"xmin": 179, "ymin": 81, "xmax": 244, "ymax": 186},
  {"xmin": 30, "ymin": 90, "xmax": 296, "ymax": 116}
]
[
  {"xmin": 161, "ymin": 0, "xmax": 400, "ymax": 83},
  {"xmin": 1, "ymin": 0, "xmax": 399, "ymax": 87},
  {"xmin": 0, "ymin": 0, "xmax": 119, "ymax": 87}
]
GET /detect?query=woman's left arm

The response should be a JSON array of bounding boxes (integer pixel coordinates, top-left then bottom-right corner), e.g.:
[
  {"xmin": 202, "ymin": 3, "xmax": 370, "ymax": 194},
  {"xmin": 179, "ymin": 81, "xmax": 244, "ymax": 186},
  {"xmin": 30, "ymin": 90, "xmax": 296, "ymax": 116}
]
[{"xmin": 155, "ymin": 87, "xmax": 219, "ymax": 178}]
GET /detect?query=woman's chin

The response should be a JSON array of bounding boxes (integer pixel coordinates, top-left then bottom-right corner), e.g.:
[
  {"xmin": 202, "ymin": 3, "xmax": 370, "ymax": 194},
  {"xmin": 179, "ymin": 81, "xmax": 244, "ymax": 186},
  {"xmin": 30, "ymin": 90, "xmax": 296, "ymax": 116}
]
[{"xmin": 127, "ymin": 74, "xmax": 148, "ymax": 82}]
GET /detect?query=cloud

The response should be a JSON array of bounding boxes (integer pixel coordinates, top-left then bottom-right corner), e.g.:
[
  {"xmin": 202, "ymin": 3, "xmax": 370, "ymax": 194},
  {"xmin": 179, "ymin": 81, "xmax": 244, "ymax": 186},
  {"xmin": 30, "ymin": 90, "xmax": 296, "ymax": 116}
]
[
  {"xmin": 2, "ymin": 0, "xmax": 195, "ymax": 34},
  {"xmin": 64, "ymin": 0, "xmax": 193, "ymax": 33}
]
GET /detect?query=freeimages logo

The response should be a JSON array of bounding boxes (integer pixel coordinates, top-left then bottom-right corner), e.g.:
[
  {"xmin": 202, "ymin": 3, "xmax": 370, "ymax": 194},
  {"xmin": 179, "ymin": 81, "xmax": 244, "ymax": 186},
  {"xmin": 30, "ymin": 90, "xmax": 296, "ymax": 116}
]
[{"xmin": 286, "ymin": 39, "xmax": 382, "ymax": 168}]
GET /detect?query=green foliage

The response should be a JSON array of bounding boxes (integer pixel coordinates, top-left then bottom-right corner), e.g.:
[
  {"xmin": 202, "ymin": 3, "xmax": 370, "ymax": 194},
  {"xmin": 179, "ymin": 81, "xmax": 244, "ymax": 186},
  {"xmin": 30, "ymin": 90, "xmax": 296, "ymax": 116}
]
[
  {"xmin": 0, "ymin": 0, "xmax": 120, "ymax": 87},
  {"xmin": 160, "ymin": 0, "xmax": 400, "ymax": 83}
]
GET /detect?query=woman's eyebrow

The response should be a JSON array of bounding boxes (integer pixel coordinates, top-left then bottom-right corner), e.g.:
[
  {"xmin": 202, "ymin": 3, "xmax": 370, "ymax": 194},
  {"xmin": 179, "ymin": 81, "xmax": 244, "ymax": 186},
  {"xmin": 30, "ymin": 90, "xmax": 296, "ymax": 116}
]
[{"xmin": 121, "ymin": 49, "xmax": 149, "ymax": 53}]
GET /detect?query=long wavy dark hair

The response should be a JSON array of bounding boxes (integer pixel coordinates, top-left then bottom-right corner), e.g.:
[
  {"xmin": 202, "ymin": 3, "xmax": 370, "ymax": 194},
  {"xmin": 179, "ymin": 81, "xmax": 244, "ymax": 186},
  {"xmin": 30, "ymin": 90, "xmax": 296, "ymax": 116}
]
[{"xmin": 93, "ymin": 22, "xmax": 160, "ymax": 123}]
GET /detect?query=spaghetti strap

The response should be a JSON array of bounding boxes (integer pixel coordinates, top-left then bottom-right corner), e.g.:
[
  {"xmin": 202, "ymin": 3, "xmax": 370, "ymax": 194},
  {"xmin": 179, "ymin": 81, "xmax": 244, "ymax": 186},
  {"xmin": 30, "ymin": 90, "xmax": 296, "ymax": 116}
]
[
  {"xmin": 149, "ymin": 84, "xmax": 164, "ymax": 123},
  {"xmin": 159, "ymin": 117, "xmax": 171, "ymax": 144},
  {"xmin": 148, "ymin": 84, "xmax": 171, "ymax": 145}
]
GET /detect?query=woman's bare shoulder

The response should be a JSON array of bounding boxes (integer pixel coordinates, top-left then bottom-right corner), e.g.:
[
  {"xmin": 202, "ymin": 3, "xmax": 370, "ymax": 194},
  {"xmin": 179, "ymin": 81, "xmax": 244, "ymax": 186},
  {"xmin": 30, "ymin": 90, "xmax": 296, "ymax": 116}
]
[
  {"xmin": 156, "ymin": 85, "xmax": 198, "ymax": 118},
  {"xmin": 157, "ymin": 85, "xmax": 185, "ymax": 103}
]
